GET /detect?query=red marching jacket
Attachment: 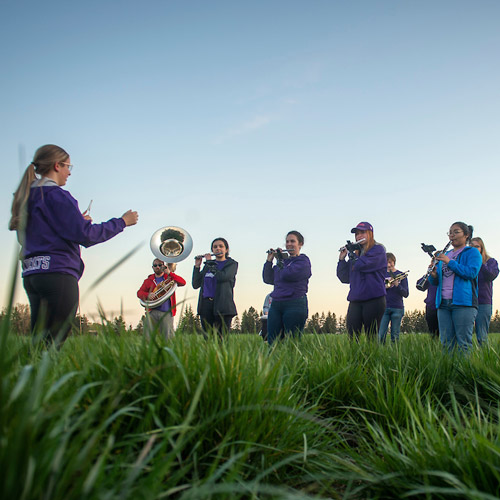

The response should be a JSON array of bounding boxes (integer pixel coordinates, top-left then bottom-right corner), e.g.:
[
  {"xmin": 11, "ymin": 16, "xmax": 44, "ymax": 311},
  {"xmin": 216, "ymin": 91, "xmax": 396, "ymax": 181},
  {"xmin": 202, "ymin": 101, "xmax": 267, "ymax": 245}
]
[{"xmin": 137, "ymin": 272, "xmax": 186, "ymax": 316}]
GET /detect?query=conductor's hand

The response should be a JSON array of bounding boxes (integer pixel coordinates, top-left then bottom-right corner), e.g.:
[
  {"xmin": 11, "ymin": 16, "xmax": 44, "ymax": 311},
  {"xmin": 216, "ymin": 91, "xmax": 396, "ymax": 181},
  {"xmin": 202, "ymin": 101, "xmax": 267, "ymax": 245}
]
[{"xmin": 122, "ymin": 210, "xmax": 139, "ymax": 226}]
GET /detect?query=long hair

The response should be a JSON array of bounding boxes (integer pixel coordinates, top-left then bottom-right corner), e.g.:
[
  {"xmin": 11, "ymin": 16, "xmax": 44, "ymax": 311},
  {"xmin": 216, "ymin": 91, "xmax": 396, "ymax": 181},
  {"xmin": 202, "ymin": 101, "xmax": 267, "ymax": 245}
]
[
  {"xmin": 361, "ymin": 230, "xmax": 376, "ymax": 254},
  {"xmin": 471, "ymin": 237, "xmax": 490, "ymax": 263},
  {"xmin": 9, "ymin": 145, "xmax": 69, "ymax": 231}
]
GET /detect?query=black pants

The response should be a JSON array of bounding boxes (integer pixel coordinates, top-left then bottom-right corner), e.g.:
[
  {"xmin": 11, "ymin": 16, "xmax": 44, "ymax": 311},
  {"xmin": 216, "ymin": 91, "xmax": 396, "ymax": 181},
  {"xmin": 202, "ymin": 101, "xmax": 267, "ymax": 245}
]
[
  {"xmin": 425, "ymin": 306, "xmax": 439, "ymax": 339},
  {"xmin": 24, "ymin": 273, "xmax": 79, "ymax": 346},
  {"xmin": 200, "ymin": 297, "xmax": 233, "ymax": 340},
  {"xmin": 347, "ymin": 296, "xmax": 386, "ymax": 340}
]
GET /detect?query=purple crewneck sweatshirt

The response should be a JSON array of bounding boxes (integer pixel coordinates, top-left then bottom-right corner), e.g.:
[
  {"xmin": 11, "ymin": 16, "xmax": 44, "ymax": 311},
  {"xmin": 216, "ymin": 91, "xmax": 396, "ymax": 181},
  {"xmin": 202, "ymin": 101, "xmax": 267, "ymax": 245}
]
[
  {"xmin": 262, "ymin": 254, "xmax": 311, "ymax": 301},
  {"xmin": 22, "ymin": 183, "xmax": 126, "ymax": 281}
]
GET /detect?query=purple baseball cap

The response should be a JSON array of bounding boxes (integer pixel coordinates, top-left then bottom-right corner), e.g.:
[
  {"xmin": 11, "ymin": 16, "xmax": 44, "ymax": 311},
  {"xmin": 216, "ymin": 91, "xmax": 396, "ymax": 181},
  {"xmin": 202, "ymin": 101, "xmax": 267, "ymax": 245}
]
[{"xmin": 351, "ymin": 221, "xmax": 374, "ymax": 233}]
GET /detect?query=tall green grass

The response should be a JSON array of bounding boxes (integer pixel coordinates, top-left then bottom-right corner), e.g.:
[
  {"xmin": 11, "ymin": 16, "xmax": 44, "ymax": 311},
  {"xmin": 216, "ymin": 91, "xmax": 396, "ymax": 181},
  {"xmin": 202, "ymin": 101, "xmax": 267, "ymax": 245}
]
[{"xmin": 2, "ymin": 329, "xmax": 500, "ymax": 499}]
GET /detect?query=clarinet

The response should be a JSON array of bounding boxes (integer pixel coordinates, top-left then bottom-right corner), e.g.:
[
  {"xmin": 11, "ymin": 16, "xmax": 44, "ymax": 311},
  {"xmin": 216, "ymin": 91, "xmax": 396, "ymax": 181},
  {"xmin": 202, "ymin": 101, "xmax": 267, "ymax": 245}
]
[{"xmin": 416, "ymin": 241, "xmax": 452, "ymax": 291}]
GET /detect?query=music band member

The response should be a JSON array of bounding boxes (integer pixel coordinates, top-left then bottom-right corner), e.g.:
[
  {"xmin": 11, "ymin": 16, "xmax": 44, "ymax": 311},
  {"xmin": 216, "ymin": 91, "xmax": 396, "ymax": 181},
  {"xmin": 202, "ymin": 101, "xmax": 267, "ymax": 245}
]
[
  {"xmin": 263, "ymin": 231, "xmax": 311, "ymax": 345},
  {"xmin": 259, "ymin": 293, "xmax": 273, "ymax": 342},
  {"xmin": 470, "ymin": 237, "xmax": 499, "ymax": 346},
  {"xmin": 337, "ymin": 222, "xmax": 387, "ymax": 340},
  {"xmin": 137, "ymin": 259, "xmax": 186, "ymax": 340},
  {"xmin": 192, "ymin": 237, "xmax": 238, "ymax": 339},
  {"xmin": 9, "ymin": 144, "xmax": 138, "ymax": 346},
  {"xmin": 378, "ymin": 253, "xmax": 409, "ymax": 343},
  {"xmin": 416, "ymin": 278, "xmax": 440, "ymax": 339},
  {"xmin": 428, "ymin": 222, "xmax": 482, "ymax": 353}
]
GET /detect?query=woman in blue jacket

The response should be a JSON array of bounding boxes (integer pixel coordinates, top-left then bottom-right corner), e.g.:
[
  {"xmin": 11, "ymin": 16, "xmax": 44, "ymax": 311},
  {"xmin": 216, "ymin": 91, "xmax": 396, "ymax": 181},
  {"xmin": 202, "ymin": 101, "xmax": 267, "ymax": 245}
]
[
  {"xmin": 337, "ymin": 222, "xmax": 387, "ymax": 340},
  {"xmin": 428, "ymin": 222, "xmax": 482, "ymax": 352}
]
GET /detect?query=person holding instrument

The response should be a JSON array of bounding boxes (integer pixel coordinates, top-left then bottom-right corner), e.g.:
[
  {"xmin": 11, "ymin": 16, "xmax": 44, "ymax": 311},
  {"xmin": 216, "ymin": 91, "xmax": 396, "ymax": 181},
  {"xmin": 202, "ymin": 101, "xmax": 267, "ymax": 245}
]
[
  {"xmin": 428, "ymin": 222, "xmax": 482, "ymax": 352},
  {"xmin": 9, "ymin": 144, "xmax": 138, "ymax": 346},
  {"xmin": 263, "ymin": 230, "xmax": 311, "ymax": 345},
  {"xmin": 470, "ymin": 237, "xmax": 499, "ymax": 346},
  {"xmin": 337, "ymin": 222, "xmax": 387, "ymax": 340},
  {"xmin": 378, "ymin": 253, "xmax": 409, "ymax": 343},
  {"xmin": 192, "ymin": 237, "xmax": 238, "ymax": 339},
  {"xmin": 137, "ymin": 259, "xmax": 186, "ymax": 340}
]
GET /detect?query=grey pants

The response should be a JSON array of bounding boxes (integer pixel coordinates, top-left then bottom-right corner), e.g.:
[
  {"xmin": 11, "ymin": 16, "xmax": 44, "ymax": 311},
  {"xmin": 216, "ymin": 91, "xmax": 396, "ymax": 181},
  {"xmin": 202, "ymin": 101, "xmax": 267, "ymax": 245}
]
[{"xmin": 145, "ymin": 309, "xmax": 174, "ymax": 340}]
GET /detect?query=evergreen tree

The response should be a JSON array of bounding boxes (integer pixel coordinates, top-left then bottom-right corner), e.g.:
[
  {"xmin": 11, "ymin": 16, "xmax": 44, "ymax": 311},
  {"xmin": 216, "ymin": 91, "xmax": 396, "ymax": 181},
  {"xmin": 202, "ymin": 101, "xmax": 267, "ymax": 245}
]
[
  {"xmin": 306, "ymin": 312, "xmax": 322, "ymax": 333},
  {"xmin": 322, "ymin": 311, "xmax": 337, "ymax": 334},
  {"xmin": 240, "ymin": 306, "xmax": 260, "ymax": 334},
  {"xmin": 231, "ymin": 316, "xmax": 241, "ymax": 334},
  {"xmin": 176, "ymin": 305, "xmax": 201, "ymax": 334}
]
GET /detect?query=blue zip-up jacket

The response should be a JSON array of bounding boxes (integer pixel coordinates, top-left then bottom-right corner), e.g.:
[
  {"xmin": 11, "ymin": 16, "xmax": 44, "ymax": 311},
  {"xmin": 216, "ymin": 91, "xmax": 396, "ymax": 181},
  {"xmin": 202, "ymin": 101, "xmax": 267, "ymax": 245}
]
[
  {"xmin": 337, "ymin": 244, "xmax": 387, "ymax": 302},
  {"xmin": 428, "ymin": 246, "xmax": 482, "ymax": 308}
]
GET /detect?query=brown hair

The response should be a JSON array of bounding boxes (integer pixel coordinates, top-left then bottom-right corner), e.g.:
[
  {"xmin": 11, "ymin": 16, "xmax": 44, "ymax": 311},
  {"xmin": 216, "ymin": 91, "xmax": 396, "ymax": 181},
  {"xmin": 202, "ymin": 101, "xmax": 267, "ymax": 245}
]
[
  {"xmin": 386, "ymin": 252, "xmax": 396, "ymax": 264},
  {"xmin": 360, "ymin": 230, "xmax": 376, "ymax": 254},
  {"xmin": 287, "ymin": 230, "xmax": 304, "ymax": 245},
  {"xmin": 9, "ymin": 145, "xmax": 69, "ymax": 231},
  {"xmin": 471, "ymin": 237, "xmax": 490, "ymax": 263}
]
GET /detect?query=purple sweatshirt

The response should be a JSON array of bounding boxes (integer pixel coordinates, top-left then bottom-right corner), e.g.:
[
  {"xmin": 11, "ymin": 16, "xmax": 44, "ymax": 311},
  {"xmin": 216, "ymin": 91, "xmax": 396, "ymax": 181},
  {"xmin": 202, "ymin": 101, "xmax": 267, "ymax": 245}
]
[
  {"xmin": 337, "ymin": 244, "xmax": 387, "ymax": 302},
  {"xmin": 22, "ymin": 183, "xmax": 126, "ymax": 281},
  {"xmin": 477, "ymin": 258, "xmax": 499, "ymax": 305},
  {"xmin": 262, "ymin": 254, "xmax": 311, "ymax": 301},
  {"xmin": 384, "ymin": 269, "xmax": 409, "ymax": 309}
]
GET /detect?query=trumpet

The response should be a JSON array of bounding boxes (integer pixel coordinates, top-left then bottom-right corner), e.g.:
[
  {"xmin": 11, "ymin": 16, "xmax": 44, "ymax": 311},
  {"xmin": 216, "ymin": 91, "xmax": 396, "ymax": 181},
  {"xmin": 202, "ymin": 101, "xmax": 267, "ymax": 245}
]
[
  {"xmin": 416, "ymin": 241, "xmax": 452, "ymax": 291},
  {"xmin": 385, "ymin": 270, "xmax": 410, "ymax": 288}
]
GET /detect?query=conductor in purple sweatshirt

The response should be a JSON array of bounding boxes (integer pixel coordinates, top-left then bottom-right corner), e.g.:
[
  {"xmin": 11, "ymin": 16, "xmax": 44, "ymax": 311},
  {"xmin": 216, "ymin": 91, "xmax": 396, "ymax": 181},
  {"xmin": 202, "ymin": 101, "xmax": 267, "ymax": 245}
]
[
  {"xmin": 9, "ymin": 144, "xmax": 138, "ymax": 346},
  {"xmin": 263, "ymin": 230, "xmax": 312, "ymax": 345},
  {"xmin": 337, "ymin": 222, "xmax": 387, "ymax": 340}
]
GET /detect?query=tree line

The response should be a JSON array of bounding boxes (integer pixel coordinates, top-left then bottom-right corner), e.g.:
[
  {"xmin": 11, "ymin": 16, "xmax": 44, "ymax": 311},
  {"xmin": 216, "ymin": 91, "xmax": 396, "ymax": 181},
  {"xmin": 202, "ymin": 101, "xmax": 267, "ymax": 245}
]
[{"xmin": 4, "ymin": 303, "xmax": 500, "ymax": 336}]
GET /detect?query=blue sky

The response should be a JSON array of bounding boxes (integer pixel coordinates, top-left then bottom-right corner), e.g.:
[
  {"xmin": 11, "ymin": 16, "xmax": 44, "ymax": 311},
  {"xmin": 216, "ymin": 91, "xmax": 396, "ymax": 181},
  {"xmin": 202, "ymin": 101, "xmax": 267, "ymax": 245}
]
[{"xmin": 2, "ymin": 1, "xmax": 499, "ymax": 326}]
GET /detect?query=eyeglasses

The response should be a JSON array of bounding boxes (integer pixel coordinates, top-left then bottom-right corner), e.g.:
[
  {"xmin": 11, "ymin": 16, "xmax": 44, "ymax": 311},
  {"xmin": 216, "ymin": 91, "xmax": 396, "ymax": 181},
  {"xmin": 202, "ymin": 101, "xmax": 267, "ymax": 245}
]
[
  {"xmin": 152, "ymin": 264, "xmax": 163, "ymax": 268},
  {"xmin": 60, "ymin": 162, "xmax": 73, "ymax": 172},
  {"xmin": 447, "ymin": 230, "xmax": 464, "ymax": 236}
]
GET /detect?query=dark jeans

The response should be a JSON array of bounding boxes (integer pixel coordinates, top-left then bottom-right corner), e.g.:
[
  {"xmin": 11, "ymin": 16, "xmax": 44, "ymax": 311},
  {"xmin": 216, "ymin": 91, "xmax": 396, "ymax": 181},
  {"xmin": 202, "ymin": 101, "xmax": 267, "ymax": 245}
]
[
  {"xmin": 24, "ymin": 273, "xmax": 79, "ymax": 346},
  {"xmin": 426, "ymin": 306, "xmax": 439, "ymax": 339},
  {"xmin": 200, "ymin": 297, "xmax": 233, "ymax": 340},
  {"xmin": 347, "ymin": 296, "xmax": 386, "ymax": 341},
  {"xmin": 267, "ymin": 296, "xmax": 308, "ymax": 345}
]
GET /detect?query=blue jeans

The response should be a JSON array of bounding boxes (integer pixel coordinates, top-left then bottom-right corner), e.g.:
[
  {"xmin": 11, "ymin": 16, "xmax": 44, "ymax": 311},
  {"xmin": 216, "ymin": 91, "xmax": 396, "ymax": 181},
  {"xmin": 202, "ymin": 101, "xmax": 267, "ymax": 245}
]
[
  {"xmin": 438, "ymin": 299, "xmax": 477, "ymax": 353},
  {"xmin": 475, "ymin": 303, "xmax": 492, "ymax": 346},
  {"xmin": 267, "ymin": 296, "xmax": 308, "ymax": 345},
  {"xmin": 378, "ymin": 308, "xmax": 404, "ymax": 343}
]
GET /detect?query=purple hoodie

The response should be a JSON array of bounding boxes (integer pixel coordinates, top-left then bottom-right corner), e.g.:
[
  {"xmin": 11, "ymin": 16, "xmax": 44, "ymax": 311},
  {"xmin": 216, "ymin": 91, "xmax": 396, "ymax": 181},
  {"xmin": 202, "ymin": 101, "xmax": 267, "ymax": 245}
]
[
  {"xmin": 477, "ymin": 258, "xmax": 499, "ymax": 305},
  {"xmin": 22, "ymin": 183, "xmax": 126, "ymax": 281},
  {"xmin": 384, "ymin": 269, "xmax": 409, "ymax": 309},
  {"xmin": 263, "ymin": 254, "xmax": 311, "ymax": 301},
  {"xmin": 337, "ymin": 244, "xmax": 387, "ymax": 302}
]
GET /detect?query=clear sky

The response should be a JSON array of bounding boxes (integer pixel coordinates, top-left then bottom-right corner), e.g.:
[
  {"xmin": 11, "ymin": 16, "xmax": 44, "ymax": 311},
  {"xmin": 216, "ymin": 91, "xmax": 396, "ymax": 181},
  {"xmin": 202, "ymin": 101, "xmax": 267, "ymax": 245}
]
[{"xmin": 2, "ymin": 0, "xmax": 499, "ymax": 327}]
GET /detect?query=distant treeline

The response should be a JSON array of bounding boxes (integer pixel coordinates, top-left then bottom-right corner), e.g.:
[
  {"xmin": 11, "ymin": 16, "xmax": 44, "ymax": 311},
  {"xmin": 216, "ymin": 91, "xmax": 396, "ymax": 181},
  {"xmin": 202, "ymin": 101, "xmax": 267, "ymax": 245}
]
[{"xmin": 5, "ymin": 303, "xmax": 500, "ymax": 336}]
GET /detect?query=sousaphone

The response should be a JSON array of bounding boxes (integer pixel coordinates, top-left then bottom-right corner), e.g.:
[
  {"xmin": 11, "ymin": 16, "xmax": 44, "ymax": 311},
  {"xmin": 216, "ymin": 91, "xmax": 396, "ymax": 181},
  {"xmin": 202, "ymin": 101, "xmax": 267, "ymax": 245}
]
[{"xmin": 139, "ymin": 226, "xmax": 193, "ymax": 308}]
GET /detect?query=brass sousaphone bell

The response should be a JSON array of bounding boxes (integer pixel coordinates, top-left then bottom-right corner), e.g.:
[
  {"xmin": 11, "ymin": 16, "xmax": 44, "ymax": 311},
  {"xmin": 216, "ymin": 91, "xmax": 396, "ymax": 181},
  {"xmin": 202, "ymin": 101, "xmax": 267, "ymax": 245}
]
[{"xmin": 139, "ymin": 226, "xmax": 193, "ymax": 308}]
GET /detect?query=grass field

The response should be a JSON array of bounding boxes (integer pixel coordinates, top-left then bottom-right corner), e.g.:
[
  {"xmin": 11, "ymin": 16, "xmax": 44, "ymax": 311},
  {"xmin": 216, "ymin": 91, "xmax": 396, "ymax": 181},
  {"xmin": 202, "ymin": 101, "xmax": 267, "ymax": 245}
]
[{"xmin": 2, "ymin": 328, "xmax": 500, "ymax": 499}]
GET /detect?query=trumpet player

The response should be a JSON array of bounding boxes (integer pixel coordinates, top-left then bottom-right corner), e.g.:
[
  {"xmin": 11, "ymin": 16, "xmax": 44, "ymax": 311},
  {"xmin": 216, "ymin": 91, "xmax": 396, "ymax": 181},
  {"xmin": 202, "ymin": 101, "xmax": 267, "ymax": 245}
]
[
  {"xmin": 263, "ymin": 231, "xmax": 311, "ymax": 345},
  {"xmin": 192, "ymin": 237, "xmax": 238, "ymax": 340},
  {"xmin": 378, "ymin": 253, "xmax": 409, "ymax": 344},
  {"xmin": 337, "ymin": 222, "xmax": 387, "ymax": 341},
  {"xmin": 137, "ymin": 259, "xmax": 186, "ymax": 340}
]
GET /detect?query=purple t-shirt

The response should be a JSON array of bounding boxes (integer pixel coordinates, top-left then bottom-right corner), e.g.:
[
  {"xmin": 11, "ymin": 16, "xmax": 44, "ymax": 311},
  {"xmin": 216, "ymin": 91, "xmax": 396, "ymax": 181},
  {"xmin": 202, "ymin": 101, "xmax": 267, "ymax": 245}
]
[
  {"xmin": 203, "ymin": 260, "xmax": 227, "ymax": 298},
  {"xmin": 441, "ymin": 247, "xmax": 465, "ymax": 300},
  {"xmin": 153, "ymin": 275, "xmax": 171, "ymax": 312}
]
